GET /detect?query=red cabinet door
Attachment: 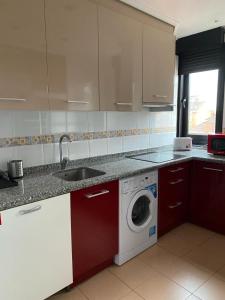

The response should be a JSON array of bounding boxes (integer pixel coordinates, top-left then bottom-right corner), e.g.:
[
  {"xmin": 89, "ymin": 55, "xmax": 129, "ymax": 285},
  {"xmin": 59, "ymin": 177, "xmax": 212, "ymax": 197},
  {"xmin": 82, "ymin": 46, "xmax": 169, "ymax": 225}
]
[
  {"xmin": 158, "ymin": 162, "xmax": 190, "ymax": 236},
  {"xmin": 190, "ymin": 161, "xmax": 225, "ymax": 234},
  {"xmin": 71, "ymin": 180, "xmax": 118, "ymax": 285}
]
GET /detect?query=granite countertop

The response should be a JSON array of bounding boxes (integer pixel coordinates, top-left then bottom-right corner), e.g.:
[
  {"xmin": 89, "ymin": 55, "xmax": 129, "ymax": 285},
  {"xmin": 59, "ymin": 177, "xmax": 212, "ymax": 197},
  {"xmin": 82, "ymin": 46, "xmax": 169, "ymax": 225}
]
[{"xmin": 1, "ymin": 147, "xmax": 225, "ymax": 211}]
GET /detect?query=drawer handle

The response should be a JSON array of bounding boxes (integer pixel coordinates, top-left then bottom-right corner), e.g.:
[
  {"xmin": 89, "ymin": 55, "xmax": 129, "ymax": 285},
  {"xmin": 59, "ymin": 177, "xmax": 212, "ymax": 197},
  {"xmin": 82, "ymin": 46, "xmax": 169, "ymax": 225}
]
[
  {"xmin": 115, "ymin": 102, "xmax": 133, "ymax": 106},
  {"xmin": 169, "ymin": 167, "xmax": 184, "ymax": 173},
  {"xmin": 153, "ymin": 95, "xmax": 168, "ymax": 98},
  {"xmin": 19, "ymin": 205, "xmax": 42, "ymax": 215},
  {"xmin": 85, "ymin": 189, "xmax": 110, "ymax": 199},
  {"xmin": 65, "ymin": 100, "xmax": 89, "ymax": 104},
  {"xmin": 203, "ymin": 167, "xmax": 223, "ymax": 172},
  {"xmin": 168, "ymin": 202, "xmax": 182, "ymax": 209},
  {"xmin": 0, "ymin": 98, "xmax": 27, "ymax": 102},
  {"xmin": 169, "ymin": 179, "xmax": 184, "ymax": 185}
]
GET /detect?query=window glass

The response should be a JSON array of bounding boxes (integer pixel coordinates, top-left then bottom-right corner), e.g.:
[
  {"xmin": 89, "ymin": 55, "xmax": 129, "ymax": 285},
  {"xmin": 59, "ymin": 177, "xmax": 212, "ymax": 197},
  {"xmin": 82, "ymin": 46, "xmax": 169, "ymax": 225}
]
[{"xmin": 188, "ymin": 69, "xmax": 219, "ymax": 135}]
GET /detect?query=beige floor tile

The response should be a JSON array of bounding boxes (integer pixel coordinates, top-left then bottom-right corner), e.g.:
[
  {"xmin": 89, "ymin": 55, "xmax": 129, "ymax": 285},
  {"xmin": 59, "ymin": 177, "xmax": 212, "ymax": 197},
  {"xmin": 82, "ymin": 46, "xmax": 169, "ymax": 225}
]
[
  {"xmin": 78, "ymin": 270, "xmax": 131, "ymax": 300},
  {"xmin": 134, "ymin": 270, "xmax": 190, "ymax": 300},
  {"xmin": 185, "ymin": 236, "xmax": 225, "ymax": 273},
  {"xmin": 120, "ymin": 291, "xmax": 144, "ymax": 300},
  {"xmin": 212, "ymin": 232, "xmax": 225, "ymax": 240},
  {"xmin": 158, "ymin": 223, "xmax": 214, "ymax": 257},
  {"xmin": 139, "ymin": 243, "xmax": 211, "ymax": 293},
  {"xmin": 186, "ymin": 295, "xmax": 201, "ymax": 300},
  {"xmin": 171, "ymin": 260, "xmax": 212, "ymax": 293},
  {"xmin": 49, "ymin": 288, "xmax": 87, "ymax": 300},
  {"xmin": 49, "ymin": 224, "xmax": 225, "ymax": 300},
  {"xmin": 172, "ymin": 224, "xmax": 215, "ymax": 243},
  {"xmin": 215, "ymin": 265, "xmax": 225, "ymax": 282},
  {"xmin": 138, "ymin": 244, "xmax": 188, "ymax": 278},
  {"xmin": 158, "ymin": 233, "xmax": 195, "ymax": 257},
  {"xmin": 109, "ymin": 257, "xmax": 156, "ymax": 289},
  {"xmin": 194, "ymin": 276, "xmax": 225, "ymax": 300},
  {"xmin": 136, "ymin": 245, "xmax": 163, "ymax": 266},
  {"xmin": 138, "ymin": 244, "xmax": 162, "ymax": 258}
]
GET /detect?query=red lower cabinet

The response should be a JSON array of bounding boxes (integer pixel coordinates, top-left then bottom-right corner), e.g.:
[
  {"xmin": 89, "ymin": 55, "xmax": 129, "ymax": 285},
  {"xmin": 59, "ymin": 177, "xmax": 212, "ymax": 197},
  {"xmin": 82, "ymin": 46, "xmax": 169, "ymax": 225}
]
[
  {"xmin": 158, "ymin": 162, "xmax": 190, "ymax": 236},
  {"xmin": 70, "ymin": 180, "xmax": 118, "ymax": 285},
  {"xmin": 190, "ymin": 160, "xmax": 225, "ymax": 234}
]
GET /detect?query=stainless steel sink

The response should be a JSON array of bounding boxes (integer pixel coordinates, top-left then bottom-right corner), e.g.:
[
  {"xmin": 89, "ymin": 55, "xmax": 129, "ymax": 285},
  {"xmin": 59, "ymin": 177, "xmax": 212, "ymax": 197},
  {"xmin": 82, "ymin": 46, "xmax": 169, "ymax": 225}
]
[{"xmin": 53, "ymin": 167, "xmax": 106, "ymax": 182}]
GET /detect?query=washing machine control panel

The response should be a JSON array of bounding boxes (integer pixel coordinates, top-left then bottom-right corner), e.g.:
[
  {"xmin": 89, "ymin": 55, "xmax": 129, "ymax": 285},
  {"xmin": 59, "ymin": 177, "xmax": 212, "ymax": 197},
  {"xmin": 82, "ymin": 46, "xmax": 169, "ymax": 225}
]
[{"xmin": 121, "ymin": 171, "xmax": 158, "ymax": 194}]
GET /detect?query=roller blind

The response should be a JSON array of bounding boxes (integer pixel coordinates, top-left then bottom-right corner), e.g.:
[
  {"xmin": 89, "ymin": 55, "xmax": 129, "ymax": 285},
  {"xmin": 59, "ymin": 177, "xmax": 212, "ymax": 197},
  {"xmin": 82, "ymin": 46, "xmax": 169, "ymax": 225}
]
[
  {"xmin": 176, "ymin": 27, "xmax": 225, "ymax": 75},
  {"xmin": 178, "ymin": 48, "xmax": 224, "ymax": 75}
]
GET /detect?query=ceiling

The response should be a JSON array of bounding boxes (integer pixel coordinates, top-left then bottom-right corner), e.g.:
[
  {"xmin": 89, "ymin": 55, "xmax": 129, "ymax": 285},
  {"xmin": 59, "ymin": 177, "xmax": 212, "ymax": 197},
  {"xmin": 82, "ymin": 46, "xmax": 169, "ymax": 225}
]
[{"xmin": 120, "ymin": 0, "xmax": 225, "ymax": 38}]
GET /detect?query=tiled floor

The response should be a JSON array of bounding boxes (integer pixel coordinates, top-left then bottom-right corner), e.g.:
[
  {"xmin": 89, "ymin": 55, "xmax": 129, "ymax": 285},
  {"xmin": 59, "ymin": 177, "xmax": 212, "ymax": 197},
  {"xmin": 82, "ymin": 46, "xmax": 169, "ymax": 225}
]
[{"xmin": 49, "ymin": 223, "xmax": 225, "ymax": 300}]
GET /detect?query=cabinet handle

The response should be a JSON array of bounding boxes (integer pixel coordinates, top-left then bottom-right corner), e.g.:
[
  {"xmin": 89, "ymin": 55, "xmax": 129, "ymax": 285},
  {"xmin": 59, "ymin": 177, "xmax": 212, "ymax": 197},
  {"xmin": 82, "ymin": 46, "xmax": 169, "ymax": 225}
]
[
  {"xmin": 169, "ymin": 167, "xmax": 184, "ymax": 173},
  {"xmin": 203, "ymin": 167, "xmax": 223, "ymax": 172},
  {"xmin": 85, "ymin": 189, "xmax": 110, "ymax": 199},
  {"xmin": 19, "ymin": 205, "xmax": 42, "ymax": 215},
  {"xmin": 153, "ymin": 95, "xmax": 168, "ymax": 98},
  {"xmin": 0, "ymin": 98, "xmax": 27, "ymax": 102},
  {"xmin": 142, "ymin": 103, "xmax": 174, "ymax": 108},
  {"xmin": 168, "ymin": 202, "xmax": 182, "ymax": 209},
  {"xmin": 169, "ymin": 179, "xmax": 184, "ymax": 185},
  {"xmin": 65, "ymin": 100, "xmax": 89, "ymax": 104},
  {"xmin": 115, "ymin": 102, "xmax": 133, "ymax": 106}
]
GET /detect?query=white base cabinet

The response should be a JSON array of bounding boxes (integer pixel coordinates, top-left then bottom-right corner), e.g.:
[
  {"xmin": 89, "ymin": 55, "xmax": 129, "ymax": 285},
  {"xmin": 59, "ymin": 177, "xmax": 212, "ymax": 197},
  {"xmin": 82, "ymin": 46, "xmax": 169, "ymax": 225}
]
[{"xmin": 0, "ymin": 194, "xmax": 73, "ymax": 300}]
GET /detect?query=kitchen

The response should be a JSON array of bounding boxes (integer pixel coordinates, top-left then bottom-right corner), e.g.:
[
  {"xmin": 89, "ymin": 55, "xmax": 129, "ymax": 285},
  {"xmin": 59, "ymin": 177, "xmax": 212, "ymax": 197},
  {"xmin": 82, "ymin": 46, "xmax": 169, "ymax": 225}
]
[{"xmin": 0, "ymin": 0, "xmax": 225, "ymax": 300}]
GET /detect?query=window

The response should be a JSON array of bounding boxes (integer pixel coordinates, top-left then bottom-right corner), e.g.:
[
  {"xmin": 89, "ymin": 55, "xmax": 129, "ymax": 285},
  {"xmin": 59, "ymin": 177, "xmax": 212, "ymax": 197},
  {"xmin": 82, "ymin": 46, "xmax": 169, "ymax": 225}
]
[
  {"xmin": 188, "ymin": 69, "xmax": 219, "ymax": 135},
  {"xmin": 176, "ymin": 27, "xmax": 225, "ymax": 145},
  {"xmin": 177, "ymin": 68, "xmax": 223, "ymax": 145}
]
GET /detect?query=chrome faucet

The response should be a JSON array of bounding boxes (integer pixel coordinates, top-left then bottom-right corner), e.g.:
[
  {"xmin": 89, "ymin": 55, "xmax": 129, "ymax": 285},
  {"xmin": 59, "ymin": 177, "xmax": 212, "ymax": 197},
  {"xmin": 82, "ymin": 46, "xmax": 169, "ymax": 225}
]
[{"xmin": 59, "ymin": 134, "xmax": 72, "ymax": 169}]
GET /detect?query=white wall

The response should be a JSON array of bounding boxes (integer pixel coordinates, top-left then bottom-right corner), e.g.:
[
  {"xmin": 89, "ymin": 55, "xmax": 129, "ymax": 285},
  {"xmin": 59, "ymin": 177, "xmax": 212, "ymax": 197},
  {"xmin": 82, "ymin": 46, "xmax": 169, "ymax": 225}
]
[{"xmin": 0, "ymin": 110, "xmax": 176, "ymax": 169}]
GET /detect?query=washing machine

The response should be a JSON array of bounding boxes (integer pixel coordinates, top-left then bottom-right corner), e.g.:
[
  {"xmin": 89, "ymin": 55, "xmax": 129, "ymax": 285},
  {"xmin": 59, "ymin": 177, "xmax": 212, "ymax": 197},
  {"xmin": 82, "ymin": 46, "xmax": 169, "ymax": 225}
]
[{"xmin": 114, "ymin": 171, "xmax": 158, "ymax": 265}]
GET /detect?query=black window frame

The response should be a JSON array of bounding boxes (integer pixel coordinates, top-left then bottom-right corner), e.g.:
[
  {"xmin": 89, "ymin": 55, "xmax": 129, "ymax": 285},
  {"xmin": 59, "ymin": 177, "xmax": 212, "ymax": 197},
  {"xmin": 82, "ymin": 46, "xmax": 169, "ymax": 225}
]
[
  {"xmin": 176, "ymin": 27, "xmax": 225, "ymax": 145},
  {"xmin": 177, "ymin": 68, "xmax": 225, "ymax": 145}
]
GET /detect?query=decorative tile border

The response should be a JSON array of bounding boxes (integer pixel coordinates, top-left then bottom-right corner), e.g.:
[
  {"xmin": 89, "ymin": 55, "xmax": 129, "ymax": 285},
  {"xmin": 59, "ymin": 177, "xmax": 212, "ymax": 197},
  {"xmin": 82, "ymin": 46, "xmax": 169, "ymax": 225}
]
[{"xmin": 0, "ymin": 127, "xmax": 176, "ymax": 148}]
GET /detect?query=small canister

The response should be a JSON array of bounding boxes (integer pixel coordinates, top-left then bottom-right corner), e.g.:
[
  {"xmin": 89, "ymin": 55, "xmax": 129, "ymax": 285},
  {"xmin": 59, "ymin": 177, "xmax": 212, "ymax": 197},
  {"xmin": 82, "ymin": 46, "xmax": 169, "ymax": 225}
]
[{"xmin": 7, "ymin": 160, "xmax": 23, "ymax": 179}]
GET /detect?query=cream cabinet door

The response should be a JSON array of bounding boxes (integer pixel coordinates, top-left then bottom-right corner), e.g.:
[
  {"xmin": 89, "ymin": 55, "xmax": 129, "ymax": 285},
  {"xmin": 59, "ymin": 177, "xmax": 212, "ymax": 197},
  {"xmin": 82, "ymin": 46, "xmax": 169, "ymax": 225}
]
[
  {"xmin": 45, "ymin": 0, "xmax": 99, "ymax": 111},
  {"xmin": 143, "ymin": 24, "xmax": 175, "ymax": 105},
  {"xmin": 99, "ymin": 5, "xmax": 142, "ymax": 111},
  {"xmin": 0, "ymin": 0, "xmax": 49, "ymax": 110}
]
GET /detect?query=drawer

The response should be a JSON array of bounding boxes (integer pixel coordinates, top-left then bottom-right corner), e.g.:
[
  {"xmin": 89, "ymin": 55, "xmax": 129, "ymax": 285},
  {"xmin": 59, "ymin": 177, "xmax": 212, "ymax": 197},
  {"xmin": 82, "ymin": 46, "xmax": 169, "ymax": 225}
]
[
  {"xmin": 159, "ymin": 162, "xmax": 190, "ymax": 182},
  {"xmin": 158, "ymin": 162, "xmax": 190, "ymax": 236},
  {"xmin": 193, "ymin": 160, "xmax": 225, "ymax": 175},
  {"xmin": 72, "ymin": 180, "xmax": 118, "ymax": 201},
  {"xmin": 160, "ymin": 179, "xmax": 188, "ymax": 207},
  {"xmin": 158, "ymin": 198, "xmax": 187, "ymax": 236},
  {"xmin": 159, "ymin": 162, "xmax": 190, "ymax": 196}
]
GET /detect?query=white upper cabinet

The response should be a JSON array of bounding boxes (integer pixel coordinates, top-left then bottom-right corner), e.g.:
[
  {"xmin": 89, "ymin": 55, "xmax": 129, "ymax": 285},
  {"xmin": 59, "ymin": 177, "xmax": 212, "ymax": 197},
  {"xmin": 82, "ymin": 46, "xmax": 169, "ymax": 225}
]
[
  {"xmin": 45, "ymin": 0, "xmax": 99, "ymax": 111},
  {"xmin": 0, "ymin": 0, "xmax": 49, "ymax": 110},
  {"xmin": 98, "ymin": 5, "xmax": 142, "ymax": 111},
  {"xmin": 143, "ymin": 23, "xmax": 175, "ymax": 105}
]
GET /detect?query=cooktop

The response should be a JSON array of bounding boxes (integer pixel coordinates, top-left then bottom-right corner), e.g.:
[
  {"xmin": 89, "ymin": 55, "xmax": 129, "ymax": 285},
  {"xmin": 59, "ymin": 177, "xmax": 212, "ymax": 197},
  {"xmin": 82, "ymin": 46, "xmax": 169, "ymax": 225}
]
[{"xmin": 128, "ymin": 152, "xmax": 185, "ymax": 163}]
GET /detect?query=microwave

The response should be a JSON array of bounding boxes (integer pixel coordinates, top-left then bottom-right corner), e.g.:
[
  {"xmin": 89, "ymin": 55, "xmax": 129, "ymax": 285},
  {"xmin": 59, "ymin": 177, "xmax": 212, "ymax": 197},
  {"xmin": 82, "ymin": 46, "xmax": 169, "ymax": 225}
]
[{"xmin": 208, "ymin": 134, "xmax": 225, "ymax": 155}]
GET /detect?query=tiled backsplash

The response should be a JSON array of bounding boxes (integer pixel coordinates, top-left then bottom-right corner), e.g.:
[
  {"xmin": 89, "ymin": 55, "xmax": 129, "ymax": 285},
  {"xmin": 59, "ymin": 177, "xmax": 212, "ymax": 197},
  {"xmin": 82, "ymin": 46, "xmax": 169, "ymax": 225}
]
[{"xmin": 0, "ymin": 110, "xmax": 176, "ymax": 170}]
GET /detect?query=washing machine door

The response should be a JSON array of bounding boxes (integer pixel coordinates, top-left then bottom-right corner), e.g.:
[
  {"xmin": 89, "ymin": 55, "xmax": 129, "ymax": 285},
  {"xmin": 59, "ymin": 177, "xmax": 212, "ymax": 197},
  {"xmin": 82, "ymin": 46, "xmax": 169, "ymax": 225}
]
[{"xmin": 127, "ymin": 189, "xmax": 154, "ymax": 233}]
